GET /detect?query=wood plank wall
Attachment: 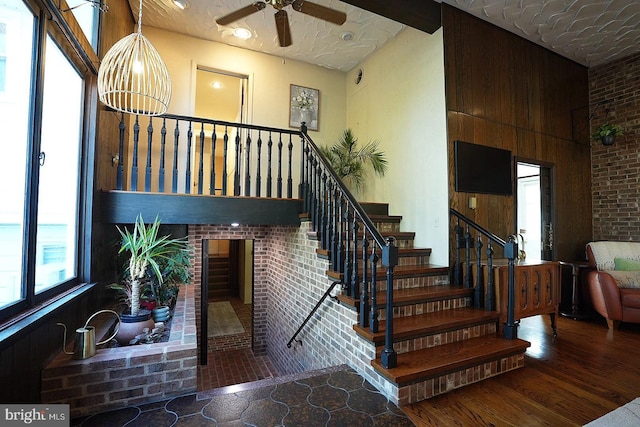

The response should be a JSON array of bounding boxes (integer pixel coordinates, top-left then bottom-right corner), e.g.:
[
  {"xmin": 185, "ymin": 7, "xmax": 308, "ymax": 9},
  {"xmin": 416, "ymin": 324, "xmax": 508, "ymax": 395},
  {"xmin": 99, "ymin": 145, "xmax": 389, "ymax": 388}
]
[{"xmin": 443, "ymin": 5, "xmax": 592, "ymax": 261}]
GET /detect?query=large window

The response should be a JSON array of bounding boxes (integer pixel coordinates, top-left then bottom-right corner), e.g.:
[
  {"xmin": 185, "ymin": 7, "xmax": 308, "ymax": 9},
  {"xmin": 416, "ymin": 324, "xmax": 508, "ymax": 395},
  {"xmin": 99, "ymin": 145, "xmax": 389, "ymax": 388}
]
[{"xmin": 0, "ymin": 0, "xmax": 95, "ymax": 319}]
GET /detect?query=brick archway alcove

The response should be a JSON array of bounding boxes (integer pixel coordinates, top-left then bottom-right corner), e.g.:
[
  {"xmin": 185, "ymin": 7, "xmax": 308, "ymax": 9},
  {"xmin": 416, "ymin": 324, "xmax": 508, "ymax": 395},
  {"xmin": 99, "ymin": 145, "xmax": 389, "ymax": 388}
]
[{"xmin": 189, "ymin": 225, "xmax": 280, "ymax": 356}]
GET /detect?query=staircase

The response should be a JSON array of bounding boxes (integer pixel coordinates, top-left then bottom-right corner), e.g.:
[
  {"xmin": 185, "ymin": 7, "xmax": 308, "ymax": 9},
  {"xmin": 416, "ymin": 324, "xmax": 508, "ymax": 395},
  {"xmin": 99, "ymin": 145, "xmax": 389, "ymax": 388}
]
[{"xmin": 312, "ymin": 202, "xmax": 530, "ymax": 405}]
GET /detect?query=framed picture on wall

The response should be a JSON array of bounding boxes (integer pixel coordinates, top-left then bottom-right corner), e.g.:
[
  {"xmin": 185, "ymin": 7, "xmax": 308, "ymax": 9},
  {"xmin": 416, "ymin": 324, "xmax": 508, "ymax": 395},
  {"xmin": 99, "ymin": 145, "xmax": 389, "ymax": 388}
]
[{"xmin": 289, "ymin": 84, "xmax": 319, "ymax": 131}]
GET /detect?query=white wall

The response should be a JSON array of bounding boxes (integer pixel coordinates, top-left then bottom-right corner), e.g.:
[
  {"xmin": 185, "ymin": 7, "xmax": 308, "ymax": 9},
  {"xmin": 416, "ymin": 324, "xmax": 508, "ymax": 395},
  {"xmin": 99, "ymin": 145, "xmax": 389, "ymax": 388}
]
[
  {"xmin": 346, "ymin": 28, "xmax": 449, "ymax": 265},
  {"xmin": 144, "ymin": 26, "xmax": 347, "ymax": 148}
]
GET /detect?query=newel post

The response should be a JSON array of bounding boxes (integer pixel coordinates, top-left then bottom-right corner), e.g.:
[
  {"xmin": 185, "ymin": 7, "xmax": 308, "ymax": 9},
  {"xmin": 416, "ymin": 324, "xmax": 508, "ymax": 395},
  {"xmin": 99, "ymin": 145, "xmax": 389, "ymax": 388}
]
[
  {"xmin": 381, "ymin": 237, "xmax": 398, "ymax": 369},
  {"xmin": 503, "ymin": 236, "xmax": 519, "ymax": 339}
]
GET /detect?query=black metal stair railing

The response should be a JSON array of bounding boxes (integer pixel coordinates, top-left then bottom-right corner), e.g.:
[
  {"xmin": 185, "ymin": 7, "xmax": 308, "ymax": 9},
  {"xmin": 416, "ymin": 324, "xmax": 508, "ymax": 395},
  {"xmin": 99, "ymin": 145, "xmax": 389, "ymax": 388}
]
[
  {"xmin": 114, "ymin": 112, "xmax": 298, "ymax": 198},
  {"xmin": 299, "ymin": 125, "xmax": 399, "ymax": 369},
  {"xmin": 449, "ymin": 208, "xmax": 519, "ymax": 339},
  {"xmin": 113, "ymin": 111, "xmax": 400, "ymax": 368}
]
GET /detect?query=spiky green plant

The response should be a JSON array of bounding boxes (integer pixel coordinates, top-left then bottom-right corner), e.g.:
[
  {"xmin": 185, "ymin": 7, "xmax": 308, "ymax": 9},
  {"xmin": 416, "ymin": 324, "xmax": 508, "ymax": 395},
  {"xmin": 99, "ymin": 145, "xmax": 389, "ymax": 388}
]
[
  {"xmin": 319, "ymin": 129, "xmax": 388, "ymax": 192},
  {"xmin": 115, "ymin": 215, "xmax": 188, "ymax": 316}
]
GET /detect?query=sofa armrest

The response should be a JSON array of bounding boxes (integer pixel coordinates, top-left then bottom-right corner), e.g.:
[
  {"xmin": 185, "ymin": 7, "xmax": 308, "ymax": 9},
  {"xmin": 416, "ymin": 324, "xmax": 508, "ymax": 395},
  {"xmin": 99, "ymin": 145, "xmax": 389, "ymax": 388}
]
[{"xmin": 586, "ymin": 270, "xmax": 623, "ymax": 321}]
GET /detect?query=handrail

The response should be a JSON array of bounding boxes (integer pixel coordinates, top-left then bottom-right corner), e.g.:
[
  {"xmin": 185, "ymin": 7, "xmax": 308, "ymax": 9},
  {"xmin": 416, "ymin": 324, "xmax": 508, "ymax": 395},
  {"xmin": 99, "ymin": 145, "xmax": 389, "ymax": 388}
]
[
  {"xmin": 299, "ymin": 125, "xmax": 398, "ymax": 368},
  {"xmin": 449, "ymin": 208, "xmax": 518, "ymax": 339},
  {"xmin": 450, "ymin": 208, "xmax": 506, "ymax": 246},
  {"xmin": 287, "ymin": 281, "xmax": 341, "ymax": 348}
]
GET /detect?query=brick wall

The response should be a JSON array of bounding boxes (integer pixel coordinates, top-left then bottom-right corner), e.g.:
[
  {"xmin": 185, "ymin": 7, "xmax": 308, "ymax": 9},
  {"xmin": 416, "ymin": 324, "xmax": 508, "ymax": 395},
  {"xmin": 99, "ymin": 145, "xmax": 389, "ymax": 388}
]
[
  {"xmin": 188, "ymin": 222, "xmax": 397, "ymax": 400},
  {"xmin": 590, "ymin": 53, "xmax": 640, "ymax": 241},
  {"xmin": 41, "ymin": 284, "xmax": 197, "ymax": 418}
]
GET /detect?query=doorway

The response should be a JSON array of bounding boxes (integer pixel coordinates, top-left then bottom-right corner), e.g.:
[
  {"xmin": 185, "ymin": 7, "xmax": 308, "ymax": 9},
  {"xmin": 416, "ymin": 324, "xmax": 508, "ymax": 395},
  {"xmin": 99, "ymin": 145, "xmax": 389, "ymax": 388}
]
[
  {"xmin": 516, "ymin": 161, "xmax": 554, "ymax": 261},
  {"xmin": 193, "ymin": 67, "xmax": 249, "ymax": 193}
]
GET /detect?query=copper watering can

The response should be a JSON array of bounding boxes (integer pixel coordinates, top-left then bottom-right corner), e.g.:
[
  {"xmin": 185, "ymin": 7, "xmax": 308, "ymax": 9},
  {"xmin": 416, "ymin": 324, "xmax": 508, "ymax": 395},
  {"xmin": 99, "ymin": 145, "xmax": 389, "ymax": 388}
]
[{"xmin": 57, "ymin": 310, "xmax": 121, "ymax": 360}]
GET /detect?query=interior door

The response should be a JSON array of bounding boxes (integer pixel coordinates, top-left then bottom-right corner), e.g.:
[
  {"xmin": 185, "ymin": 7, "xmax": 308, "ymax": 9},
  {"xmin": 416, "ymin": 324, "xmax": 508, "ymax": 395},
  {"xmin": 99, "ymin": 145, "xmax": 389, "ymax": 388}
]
[{"xmin": 516, "ymin": 161, "xmax": 554, "ymax": 261}]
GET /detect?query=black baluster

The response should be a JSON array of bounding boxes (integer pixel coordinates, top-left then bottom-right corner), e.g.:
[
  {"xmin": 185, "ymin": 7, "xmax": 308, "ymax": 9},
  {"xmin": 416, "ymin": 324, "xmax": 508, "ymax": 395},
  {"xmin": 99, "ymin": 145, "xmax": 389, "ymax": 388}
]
[
  {"xmin": 320, "ymin": 171, "xmax": 328, "ymax": 248},
  {"xmin": 314, "ymin": 159, "xmax": 321, "ymax": 231},
  {"xmin": 267, "ymin": 133, "xmax": 273, "ymax": 198},
  {"xmin": 304, "ymin": 144, "xmax": 312, "ymax": 211},
  {"xmin": 131, "ymin": 115, "xmax": 139, "ymax": 191},
  {"xmin": 256, "ymin": 131, "xmax": 262, "ymax": 197},
  {"xmin": 210, "ymin": 125, "xmax": 216, "ymax": 195},
  {"xmin": 475, "ymin": 236, "xmax": 484, "ymax": 308},
  {"xmin": 351, "ymin": 216, "xmax": 360, "ymax": 301},
  {"xmin": 464, "ymin": 224, "xmax": 473, "ymax": 288},
  {"xmin": 198, "ymin": 122, "xmax": 205, "ymax": 194},
  {"xmin": 234, "ymin": 129, "xmax": 241, "ymax": 196},
  {"xmin": 244, "ymin": 132, "xmax": 251, "ymax": 196},
  {"xmin": 159, "ymin": 118, "xmax": 166, "ymax": 192},
  {"xmin": 172, "ymin": 120, "xmax": 179, "ymax": 193},
  {"xmin": 369, "ymin": 246, "xmax": 379, "ymax": 333},
  {"xmin": 331, "ymin": 187, "xmax": 340, "ymax": 270},
  {"xmin": 145, "ymin": 117, "xmax": 153, "ymax": 192},
  {"xmin": 360, "ymin": 233, "xmax": 369, "ymax": 328},
  {"xmin": 287, "ymin": 135, "xmax": 293, "ymax": 198},
  {"xmin": 486, "ymin": 241, "xmax": 495, "ymax": 311},
  {"xmin": 277, "ymin": 134, "xmax": 283, "ymax": 198},
  {"xmin": 309, "ymin": 155, "xmax": 317, "ymax": 229},
  {"xmin": 222, "ymin": 127, "xmax": 229, "ymax": 196},
  {"xmin": 336, "ymin": 194, "xmax": 345, "ymax": 274},
  {"xmin": 185, "ymin": 122, "xmax": 193, "ymax": 194},
  {"xmin": 324, "ymin": 180, "xmax": 333, "ymax": 251},
  {"xmin": 344, "ymin": 207, "xmax": 352, "ymax": 296},
  {"xmin": 454, "ymin": 219, "xmax": 462, "ymax": 285},
  {"xmin": 116, "ymin": 113, "xmax": 125, "ymax": 190}
]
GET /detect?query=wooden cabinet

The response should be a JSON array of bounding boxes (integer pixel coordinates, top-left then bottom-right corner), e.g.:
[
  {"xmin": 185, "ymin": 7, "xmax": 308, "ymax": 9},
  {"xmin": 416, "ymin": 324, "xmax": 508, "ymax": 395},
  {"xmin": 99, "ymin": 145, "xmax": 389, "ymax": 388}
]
[{"xmin": 495, "ymin": 260, "xmax": 560, "ymax": 335}]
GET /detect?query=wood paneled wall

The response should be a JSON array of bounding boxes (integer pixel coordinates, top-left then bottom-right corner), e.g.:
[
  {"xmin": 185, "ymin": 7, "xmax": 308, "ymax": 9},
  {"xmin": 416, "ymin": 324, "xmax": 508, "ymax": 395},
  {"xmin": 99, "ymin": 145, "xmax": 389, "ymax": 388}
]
[{"xmin": 443, "ymin": 5, "xmax": 592, "ymax": 261}]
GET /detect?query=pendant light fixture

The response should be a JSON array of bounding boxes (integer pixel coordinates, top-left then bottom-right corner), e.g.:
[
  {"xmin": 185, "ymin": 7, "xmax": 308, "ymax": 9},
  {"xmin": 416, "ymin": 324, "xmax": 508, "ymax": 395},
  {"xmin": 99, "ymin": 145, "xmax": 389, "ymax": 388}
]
[{"xmin": 97, "ymin": 0, "xmax": 171, "ymax": 116}]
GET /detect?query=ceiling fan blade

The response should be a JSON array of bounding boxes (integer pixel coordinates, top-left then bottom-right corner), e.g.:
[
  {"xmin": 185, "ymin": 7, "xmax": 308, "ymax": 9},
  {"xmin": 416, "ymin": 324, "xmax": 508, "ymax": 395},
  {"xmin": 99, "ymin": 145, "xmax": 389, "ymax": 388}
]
[
  {"xmin": 274, "ymin": 10, "xmax": 292, "ymax": 47},
  {"xmin": 291, "ymin": 0, "xmax": 346, "ymax": 25},
  {"xmin": 216, "ymin": 2, "xmax": 267, "ymax": 26}
]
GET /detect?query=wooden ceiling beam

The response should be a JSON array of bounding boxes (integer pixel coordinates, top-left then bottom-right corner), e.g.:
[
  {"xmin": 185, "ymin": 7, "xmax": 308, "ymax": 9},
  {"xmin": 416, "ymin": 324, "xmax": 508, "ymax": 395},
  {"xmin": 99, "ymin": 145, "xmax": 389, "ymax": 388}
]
[{"xmin": 340, "ymin": 0, "xmax": 442, "ymax": 34}]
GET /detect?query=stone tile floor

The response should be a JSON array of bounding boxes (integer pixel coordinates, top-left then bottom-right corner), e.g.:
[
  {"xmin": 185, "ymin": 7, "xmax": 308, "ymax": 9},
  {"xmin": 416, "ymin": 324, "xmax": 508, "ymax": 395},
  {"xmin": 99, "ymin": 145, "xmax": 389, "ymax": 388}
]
[{"xmin": 72, "ymin": 365, "xmax": 415, "ymax": 426}]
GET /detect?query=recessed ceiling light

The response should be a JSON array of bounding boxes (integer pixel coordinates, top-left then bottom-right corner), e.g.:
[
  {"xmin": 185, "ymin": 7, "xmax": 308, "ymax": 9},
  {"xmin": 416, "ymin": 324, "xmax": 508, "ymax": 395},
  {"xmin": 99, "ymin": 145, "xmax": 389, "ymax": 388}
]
[
  {"xmin": 211, "ymin": 81, "xmax": 222, "ymax": 89},
  {"xmin": 233, "ymin": 27, "xmax": 252, "ymax": 40},
  {"xmin": 173, "ymin": 0, "xmax": 189, "ymax": 9},
  {"xmin": 341, "ymin": 31, "xmax": 354, "ymax": 41},
  {"xmin": 231, "ymin": 222, "xmax": 240, "ymax": 227}
]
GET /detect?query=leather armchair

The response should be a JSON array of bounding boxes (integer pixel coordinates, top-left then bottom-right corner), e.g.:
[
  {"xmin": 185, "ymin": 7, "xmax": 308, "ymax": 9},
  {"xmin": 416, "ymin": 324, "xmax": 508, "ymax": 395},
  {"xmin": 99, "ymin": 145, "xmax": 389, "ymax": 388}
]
[{"xmin": 586, "ymin": 242, "xmax": 640, "ymax": 329}]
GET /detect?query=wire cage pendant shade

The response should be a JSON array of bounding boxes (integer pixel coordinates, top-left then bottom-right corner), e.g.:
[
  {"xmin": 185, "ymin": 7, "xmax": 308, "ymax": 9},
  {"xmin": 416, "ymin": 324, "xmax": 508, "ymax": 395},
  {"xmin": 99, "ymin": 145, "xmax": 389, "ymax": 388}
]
[{"xmin": 97, "ymin": 0, "xmax": 171, "ymax": 116}]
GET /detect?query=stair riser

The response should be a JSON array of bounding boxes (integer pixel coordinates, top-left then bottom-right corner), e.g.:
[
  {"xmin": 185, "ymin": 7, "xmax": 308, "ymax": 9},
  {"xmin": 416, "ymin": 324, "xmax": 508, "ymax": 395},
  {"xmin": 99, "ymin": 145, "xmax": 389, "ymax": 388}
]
[
  {"xmin": 395, "ymin": 353, "xmax": 526, "ymax": 406},
  {"xmin": 372, "ymin": 274, "xmax": 449, "ymax": 291},
  {"xmin": 372, "ymin": 221, "xmax": 401, "ymax": 233},
  {"xmin": 374, "ymin": 322, "xmax": 498, "ymax": 357},
  {"xmin": 375, "ymin": 297, "xmax": 471, "ymax": 321},
  {"xmin": 339, "ymin": 254, "xmax": 431, "ymax": 270}
]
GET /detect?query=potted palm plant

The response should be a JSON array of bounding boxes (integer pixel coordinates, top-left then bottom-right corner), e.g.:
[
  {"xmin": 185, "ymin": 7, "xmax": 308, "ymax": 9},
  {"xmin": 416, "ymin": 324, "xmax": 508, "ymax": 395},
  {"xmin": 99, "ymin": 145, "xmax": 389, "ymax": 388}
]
[
  {"xmin": 110, "ymin": 215, "xmax": 189, "ymax": 344},
  {"xmin": 592, "ymin": 123, "xmax": 624, "ymax": 146},
  {"xmin": 319, "ymin": 128, "xmax": 388, "ymax": 192}
]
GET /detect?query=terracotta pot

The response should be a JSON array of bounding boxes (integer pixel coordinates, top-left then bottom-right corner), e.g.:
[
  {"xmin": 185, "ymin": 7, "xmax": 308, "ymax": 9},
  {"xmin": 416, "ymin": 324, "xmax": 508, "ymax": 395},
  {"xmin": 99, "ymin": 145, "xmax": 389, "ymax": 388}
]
[{"xmin": 115, "ymin": 309, "xmax": 155, "ymax": 345}]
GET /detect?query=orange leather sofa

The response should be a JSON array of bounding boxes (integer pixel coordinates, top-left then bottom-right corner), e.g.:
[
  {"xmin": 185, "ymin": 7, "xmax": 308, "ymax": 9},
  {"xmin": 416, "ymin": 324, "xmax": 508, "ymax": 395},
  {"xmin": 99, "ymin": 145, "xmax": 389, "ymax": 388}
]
[{"xmin": 586, "ymin": 241, "xmax": 640, "ymax": 329}]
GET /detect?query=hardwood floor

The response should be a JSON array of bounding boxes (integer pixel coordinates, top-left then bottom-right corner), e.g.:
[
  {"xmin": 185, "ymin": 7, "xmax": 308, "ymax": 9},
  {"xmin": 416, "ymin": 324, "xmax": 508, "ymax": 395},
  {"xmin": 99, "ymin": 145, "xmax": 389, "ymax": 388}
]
[{"xmin": 402, "ymin": 314, "xmax": 640, "ymax": 426}]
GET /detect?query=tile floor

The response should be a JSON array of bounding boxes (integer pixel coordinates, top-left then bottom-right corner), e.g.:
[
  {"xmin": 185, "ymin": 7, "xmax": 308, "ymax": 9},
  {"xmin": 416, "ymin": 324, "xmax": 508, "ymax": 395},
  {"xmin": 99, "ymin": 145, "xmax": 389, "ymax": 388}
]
[
  {"xmin": 71, "ymin": 299, "xmax": 415, "ymax": 426},
  {"xmin": 72, "ymin": 366, "xmax": 414, "ymax": 426}
]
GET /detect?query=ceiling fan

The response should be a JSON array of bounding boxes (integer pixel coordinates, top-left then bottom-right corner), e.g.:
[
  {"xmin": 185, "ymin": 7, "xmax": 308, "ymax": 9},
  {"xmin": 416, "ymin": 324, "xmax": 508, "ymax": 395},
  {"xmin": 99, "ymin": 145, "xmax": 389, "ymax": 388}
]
[{"xmin": 216, "ymin": 0, "xmax": 347, "ymax": 47}]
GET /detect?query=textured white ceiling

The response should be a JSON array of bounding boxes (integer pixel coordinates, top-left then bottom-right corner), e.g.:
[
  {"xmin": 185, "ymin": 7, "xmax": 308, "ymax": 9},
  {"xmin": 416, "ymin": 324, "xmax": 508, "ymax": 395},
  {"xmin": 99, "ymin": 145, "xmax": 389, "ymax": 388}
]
[
  {"xmin": 132, "ymin": 0, "xmax": 640, "ymax": 70},
  {"xmin": 131, "ymin": 0, "xmax": 404, "ymax": 72},
  {"xmin": 439, "ymin": 0, "xmax": 640, "ymax": 67}
]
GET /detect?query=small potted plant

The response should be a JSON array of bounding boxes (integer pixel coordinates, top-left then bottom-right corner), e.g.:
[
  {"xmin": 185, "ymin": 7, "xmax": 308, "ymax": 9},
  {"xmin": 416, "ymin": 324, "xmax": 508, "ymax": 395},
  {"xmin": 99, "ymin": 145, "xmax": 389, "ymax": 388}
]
[
  {"xmin": 319, "ymin": 128, "xmax": 388, "ymax": 193},
  {"xmin": 148, "ymin": 248, "xmax": 191, "ymax": 322},
  {"xmin": 592, "ymin": 123, "xmax": 623, "ymax": 146},
  {"xmin": 110, "ymin": 215, "xmax": 188, "ymax": 344}
]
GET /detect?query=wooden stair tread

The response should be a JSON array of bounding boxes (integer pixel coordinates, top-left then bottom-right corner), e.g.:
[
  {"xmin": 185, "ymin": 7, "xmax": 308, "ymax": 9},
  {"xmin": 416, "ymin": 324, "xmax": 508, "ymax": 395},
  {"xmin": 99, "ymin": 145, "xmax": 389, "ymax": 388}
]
[
  {"xmin": 371, "ymin": 336, "xmax": 531, "ymax": 386},
  {"xmin": 328, "ymin": 264, "xmax": 449, "ymax": 282},
  {"xmin": 353, "ymin": 307, "xmax": 500, "ymax": 345},
  {"xmin": 338, "ymin": 284, "xmax": 473, "ymax": 307},
  {"xmin": 317, "ymin": 247, "xmax": 432, "ymax": 259}
]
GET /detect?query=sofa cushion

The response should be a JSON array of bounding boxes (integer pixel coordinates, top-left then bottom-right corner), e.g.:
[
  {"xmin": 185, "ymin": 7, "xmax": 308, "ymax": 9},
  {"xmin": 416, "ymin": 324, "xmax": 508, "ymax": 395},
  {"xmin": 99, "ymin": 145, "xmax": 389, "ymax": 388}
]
[
  {"xmin": 615, "ymin": 257, "xmax": 640, "ymax": 271},
  {"xmin": 607, "ymin": 271, "xmax": 640, "ymax": 289},
  {"xmin": 621, "ymin": 289, "xmax": 640, "ymax": 309},
  {"xmin": 587, "ymin": 242, "xmax": 640, "ymax": 271}
]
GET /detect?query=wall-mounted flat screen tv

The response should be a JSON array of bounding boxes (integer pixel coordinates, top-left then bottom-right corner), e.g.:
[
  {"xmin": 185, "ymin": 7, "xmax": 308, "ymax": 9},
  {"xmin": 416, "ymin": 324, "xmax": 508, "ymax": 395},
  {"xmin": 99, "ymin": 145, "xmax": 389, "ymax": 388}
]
[{"xmin": 454, "ymin": 140, "xmax": 513, "ymax": 195}]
